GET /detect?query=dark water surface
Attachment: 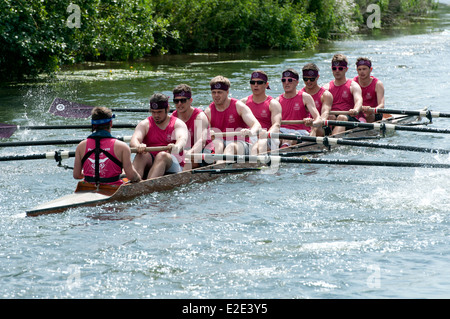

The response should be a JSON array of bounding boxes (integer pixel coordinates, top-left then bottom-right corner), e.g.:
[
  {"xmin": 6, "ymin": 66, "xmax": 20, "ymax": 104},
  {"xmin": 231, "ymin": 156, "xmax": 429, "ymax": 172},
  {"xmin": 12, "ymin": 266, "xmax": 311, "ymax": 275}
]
[{"xmin": 1, "ymin": 2, "xmax": 450, "ymax": 299}]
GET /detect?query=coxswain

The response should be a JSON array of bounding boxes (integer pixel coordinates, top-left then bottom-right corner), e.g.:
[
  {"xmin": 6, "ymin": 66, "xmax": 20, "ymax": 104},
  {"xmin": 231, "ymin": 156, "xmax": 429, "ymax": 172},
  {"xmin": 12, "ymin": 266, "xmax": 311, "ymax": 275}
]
[{"xmin": 73, "ymin": 106, "xmax": 141, "ymax": 185}]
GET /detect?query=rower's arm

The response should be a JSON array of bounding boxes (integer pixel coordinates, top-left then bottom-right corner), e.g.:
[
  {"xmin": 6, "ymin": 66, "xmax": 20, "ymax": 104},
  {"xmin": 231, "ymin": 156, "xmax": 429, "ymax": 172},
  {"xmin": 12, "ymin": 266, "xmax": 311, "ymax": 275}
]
[
  {"xmin": 237, "ymin": 101, "xmax": 261, "ymax": 135},
  {"xmin": 269, "ymin": 99, "xmax": 282, "ymax": 133},
  {"xmin": 320, "ymin": 90, "xmax": 333, "ymax": 120},
  {"xmin": 172, "ymin": 119, "xmax": 188, "ymax": 154},
  {"xmin": 129, "ymin": 119, "xmax": 148, "ymax": 151},
  {"xmin": 190, "ymin": 112, "xmax": 210, "ymax": 154},
  {"xmin": 351, "ymin": 81, "xmax": 363, "ymax": 113},
  {"xmin": 375, "ymin": 80, "xmax": 385, "ymax": 109}
]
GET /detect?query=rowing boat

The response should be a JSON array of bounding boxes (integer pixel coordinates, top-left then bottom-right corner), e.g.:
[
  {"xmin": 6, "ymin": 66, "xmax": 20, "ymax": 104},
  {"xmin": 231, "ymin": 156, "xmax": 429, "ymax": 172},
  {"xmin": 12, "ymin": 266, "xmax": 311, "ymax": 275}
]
[{"xmin": 25, "ymin": 111, "xmax": 424, "ymax": 217}]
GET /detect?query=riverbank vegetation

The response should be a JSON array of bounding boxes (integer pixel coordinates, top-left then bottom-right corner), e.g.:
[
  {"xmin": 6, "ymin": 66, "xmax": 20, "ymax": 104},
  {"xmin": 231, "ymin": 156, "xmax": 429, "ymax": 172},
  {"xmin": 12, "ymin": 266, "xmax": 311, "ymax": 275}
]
[{"xmin": 0, "ymin": 0, "xmax": 437, "ymax": 82}]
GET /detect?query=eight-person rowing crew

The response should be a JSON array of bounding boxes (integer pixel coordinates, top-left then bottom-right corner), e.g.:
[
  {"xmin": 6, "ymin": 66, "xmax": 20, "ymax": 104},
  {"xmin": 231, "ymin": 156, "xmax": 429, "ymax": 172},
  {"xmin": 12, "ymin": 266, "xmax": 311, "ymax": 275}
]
[{"xmin": 73, "ymin": 54, "xmax": 385, "ymax": 185}]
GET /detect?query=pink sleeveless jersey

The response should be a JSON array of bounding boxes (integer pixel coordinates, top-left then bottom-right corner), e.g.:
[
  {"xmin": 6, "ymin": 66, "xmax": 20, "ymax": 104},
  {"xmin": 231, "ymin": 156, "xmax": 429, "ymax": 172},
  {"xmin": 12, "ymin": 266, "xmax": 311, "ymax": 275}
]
[
  {"xmin": 142, "ymin": 115, "xmax": 184, "ymax": 166},
  {"xmin": 278, "ymin": 91, "xmax": 309, "ymax": 131},
  {"xmin": 172, "ymin": 108, "xmax": 214, "ymax": 151},
  {"xmin": 83, "ymin": 138, "xmax": 123, "ymax": 185},
  {"xmin": 328, "ymin": 79, "xmax": 354, "ymax": 112},
  {"xmin": 300, "ymin": 86, "xmax": 325, "ymax": 116},
  {"xmin": 353, "ymin": 76, "xmax": 378, "ymax": 107},
  {"xmin": 208, "ymin": 98, "xmax": 249, "ymax": 141},
  {"xmin": 245, "ymin": 95, "xmax": 273, "ymax": 130}
]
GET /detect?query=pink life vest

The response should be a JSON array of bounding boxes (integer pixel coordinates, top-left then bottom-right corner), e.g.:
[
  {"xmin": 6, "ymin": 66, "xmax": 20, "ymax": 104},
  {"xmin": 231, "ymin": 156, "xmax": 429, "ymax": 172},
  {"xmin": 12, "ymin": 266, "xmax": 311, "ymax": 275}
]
[
  {"xmin": 354, "ymin": 76, "xmax": 379, "ymax": 107},
  {"xmin": 245, "ymin": 95, "xmax": 273, "ymax": 130},
  {"xmin": 82, "ymin": 137, "xmax": 123, "ymax": 185},
  {"xmin": 172, "ymin": 108, "xmax": 214, "ymax": 152},
  {"xmin": 278, "ymin": 91, "xmax": 310, "ymax": 132},
  {"xmin": 142, "ymin": 115, "xmax": 184, "ymax": 166},
  {"xmin": 208, "ymin": 98, "xmax": 249, "ymax": 141}
]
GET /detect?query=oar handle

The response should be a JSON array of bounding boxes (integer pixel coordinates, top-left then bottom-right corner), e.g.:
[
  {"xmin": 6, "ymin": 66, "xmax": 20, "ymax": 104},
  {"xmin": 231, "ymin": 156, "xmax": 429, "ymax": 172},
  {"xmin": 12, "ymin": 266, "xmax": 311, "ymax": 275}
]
[
  {"xmin": 329, "ymin": 111, "xmax": 352, "ymax": 115},
  {"xmin": 130, "ymin": 146, "xmax": 171, "ymax": 153},
  {"xmin": 281, "ymin": 120, "xmax": 306, "ymax": 125},
  {"xmin": 375, "ymin": 108, "xmax": 450, "ymax": 118},
  {"xmin": 211, "ymin": 131, "xmax": 250, "ymax": 137}
]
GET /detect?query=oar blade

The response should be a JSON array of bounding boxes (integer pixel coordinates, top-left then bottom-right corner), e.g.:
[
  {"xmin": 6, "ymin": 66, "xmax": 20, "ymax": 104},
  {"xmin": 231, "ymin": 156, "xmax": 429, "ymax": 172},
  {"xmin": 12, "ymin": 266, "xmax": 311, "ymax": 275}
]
[
  {"xmin": 0, "ymin": 123, "xmax": 18, "ymax": 139},
  {"xmin": 48, "ymin": 98, "xmax": 93, "ymax": 118}
]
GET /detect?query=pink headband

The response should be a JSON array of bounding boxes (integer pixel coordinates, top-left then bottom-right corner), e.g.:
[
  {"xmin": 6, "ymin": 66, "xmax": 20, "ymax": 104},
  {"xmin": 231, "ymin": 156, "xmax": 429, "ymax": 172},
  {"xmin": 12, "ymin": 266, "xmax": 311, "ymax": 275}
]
[
  {"xmin": 174, "ymin": 90, "xmax": 192, "ymax": 99},
  {"xmin": 210, "ymin": 82, "xmax": 229, "ymax": 91},
  {"xmin": 356, "ymin": 60, "xmax": 372, "ymax": 68},
  {"xmin": 302, "ymin": 69, "xmax": 319, "ymax": 78}
]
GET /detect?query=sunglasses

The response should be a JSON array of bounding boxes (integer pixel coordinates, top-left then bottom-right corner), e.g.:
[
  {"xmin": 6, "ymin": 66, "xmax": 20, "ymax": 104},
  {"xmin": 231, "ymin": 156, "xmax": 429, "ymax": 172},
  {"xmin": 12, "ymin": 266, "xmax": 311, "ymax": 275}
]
[
  {"xmin": 303, "ymin": 77, "xmax": 316, "ymax": 82},
  {"xmin": 281, "ymin": 78, "xmax": 296, "ymax": 83},
  {"xmin": 332, "ymin": 66, "xmax": 346, "ymax": 71},
  {"xmin": 250, "ymin": 80, "xmax": 266, "ymax": 85},
  {"xmin": 173, "ymin": 98, "xmax": 189, "ymax": 104}
]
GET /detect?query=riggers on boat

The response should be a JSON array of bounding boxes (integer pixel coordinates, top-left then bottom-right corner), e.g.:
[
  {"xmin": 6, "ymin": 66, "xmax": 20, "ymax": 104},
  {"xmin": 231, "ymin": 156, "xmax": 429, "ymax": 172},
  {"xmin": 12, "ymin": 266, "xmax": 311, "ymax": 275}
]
[{"xmin": 25, "ymin": 111, "xmax": 422, "ymax": 217}]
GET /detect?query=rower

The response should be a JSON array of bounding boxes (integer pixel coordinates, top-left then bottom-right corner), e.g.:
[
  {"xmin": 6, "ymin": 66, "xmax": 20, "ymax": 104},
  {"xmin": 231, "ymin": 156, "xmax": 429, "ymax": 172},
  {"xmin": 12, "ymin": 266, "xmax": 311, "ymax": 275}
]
[
  {"xmin": 276, "ymin": 68, "xmax": 322, "ymax": 147},
  {"xmin": 130, "ymin": 93, "xmax": 188, "ymax": 179},
  {"xmin": 171, "ymin": 84, "xmax": 214, "ymax": 170},
  {"xmin": 73, "ymin": 106, "xmax": 141, "ymax": 186},
  {"xmin": 353, "ymin": 57, "xmax": 385, "ymax": 123},
  {"xmin": 322, "ymin": 54, "xmax": 364, "ymax": 135},
  {"xmin": 204, "ymin": 75, "xmax": 261, "ymax": 158},
  {"xmin": 240, "ymin": 70, "xmax": 282, "ymax": 153},
  {"xmin": 300, "ymin": 63, "xmax": 333, "ymax": 137}
]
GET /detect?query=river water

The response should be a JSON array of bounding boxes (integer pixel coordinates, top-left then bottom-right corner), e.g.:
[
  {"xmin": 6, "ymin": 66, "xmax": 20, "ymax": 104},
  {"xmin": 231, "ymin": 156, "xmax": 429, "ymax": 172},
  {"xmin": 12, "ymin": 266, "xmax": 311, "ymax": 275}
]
[{"xmin": 1, "ymin": 2, "xmax": 450, "ymax": 300}]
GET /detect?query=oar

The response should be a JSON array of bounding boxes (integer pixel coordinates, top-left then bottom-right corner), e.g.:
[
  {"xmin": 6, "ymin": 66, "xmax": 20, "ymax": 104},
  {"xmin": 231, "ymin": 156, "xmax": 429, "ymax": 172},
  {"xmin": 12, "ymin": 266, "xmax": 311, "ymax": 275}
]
[
  {"xmin": 49, "ymin": 98, "xmax": 175, "ymax": 118},
  {"xmin": 0, "ymin": 136, "xmax": 133, "ymax": 148},
  {"xmin": 323, "ymin": 120, "xmax": 450, "ymax": 134},
  {"xmin": 191, "ymin": 167, "xmax": 264, "ymax": 174},
  {"xmin": 0, "ymin": 123, "xmax": 138, "ymax": 139},
  {"xmin": 0, "ymin": 150, "xmax": 76, "ymax": 162},
  {"xmin": 373, "ymin": 108, "xmax": 450, "ymax": 122},
  {"xmin": 195, "ymin": 154, "xmax": 450, "ymax": 169},
  {"xmin": 0, "ymin": 146, "xmax": 169, "ymax": 162},
  {"xmin": 269, "ymin": 133, "xmax": 450, "ymax": 154}
]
